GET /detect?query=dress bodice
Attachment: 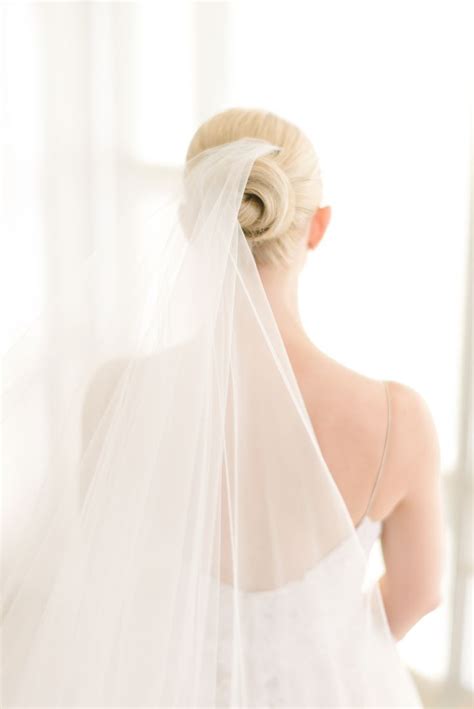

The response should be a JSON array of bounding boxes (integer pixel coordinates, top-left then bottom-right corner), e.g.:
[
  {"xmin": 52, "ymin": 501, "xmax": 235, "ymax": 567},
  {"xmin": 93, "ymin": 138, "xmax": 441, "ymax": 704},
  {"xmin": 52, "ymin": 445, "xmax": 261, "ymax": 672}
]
[
  {"xmin": 354, "ymin": 514, "xmax": 383, "ymax": 555},
  {"xmin": 208, "ymin": 513, "xmax": 422, "ymax": 707}
]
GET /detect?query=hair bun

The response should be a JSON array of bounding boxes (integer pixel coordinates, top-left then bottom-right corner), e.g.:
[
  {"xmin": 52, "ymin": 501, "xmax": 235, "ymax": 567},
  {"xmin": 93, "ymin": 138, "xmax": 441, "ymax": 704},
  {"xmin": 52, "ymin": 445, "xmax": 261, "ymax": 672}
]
[{"xmin": 238, "ymin": 155, "xmax": 296, "ymax": 244}]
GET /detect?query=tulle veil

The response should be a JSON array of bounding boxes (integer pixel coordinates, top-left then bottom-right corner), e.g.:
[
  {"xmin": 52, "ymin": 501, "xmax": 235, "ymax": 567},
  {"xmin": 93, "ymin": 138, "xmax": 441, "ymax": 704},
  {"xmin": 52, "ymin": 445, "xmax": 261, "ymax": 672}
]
[{"xmin": 1, "ymin": 137, "xmax": 422, "ymax": 706}]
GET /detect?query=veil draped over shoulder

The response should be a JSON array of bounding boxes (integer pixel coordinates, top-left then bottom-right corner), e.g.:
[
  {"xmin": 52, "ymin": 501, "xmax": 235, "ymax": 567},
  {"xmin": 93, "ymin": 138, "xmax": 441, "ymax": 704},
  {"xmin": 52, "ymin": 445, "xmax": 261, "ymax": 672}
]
[{"xmin": 1, "ymin": 138, "xmax": 422, "ymax": 707}]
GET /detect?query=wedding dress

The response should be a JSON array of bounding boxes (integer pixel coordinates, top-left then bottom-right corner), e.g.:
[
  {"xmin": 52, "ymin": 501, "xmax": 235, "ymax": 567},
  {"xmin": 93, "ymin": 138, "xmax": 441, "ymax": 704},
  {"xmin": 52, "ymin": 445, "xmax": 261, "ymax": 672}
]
[
  {"xmin": 1, "ymin": 137, "xmax": 423, "ymax": 707},
  {"xmin": 214, "ymin": 516, "xmax": 384, "ymax": 707}
]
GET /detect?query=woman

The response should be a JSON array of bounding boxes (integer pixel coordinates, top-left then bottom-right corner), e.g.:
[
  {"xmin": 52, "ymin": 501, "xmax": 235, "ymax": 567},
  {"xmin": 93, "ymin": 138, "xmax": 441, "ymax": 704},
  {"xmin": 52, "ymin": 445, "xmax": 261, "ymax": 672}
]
[
  {"xmin": 192, "ymin": 110, "xmax": 444, "ymax": 639},
  {"xmin": 2, "ymin": 108, "xmax": 444, "ymax": 707}
]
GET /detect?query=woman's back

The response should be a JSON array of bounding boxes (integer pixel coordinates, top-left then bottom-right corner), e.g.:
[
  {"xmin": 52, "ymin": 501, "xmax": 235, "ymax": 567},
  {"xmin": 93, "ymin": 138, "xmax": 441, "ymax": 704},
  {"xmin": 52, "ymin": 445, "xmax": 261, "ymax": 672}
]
[
  {"xmin": 282, "ymin": 329, "xmax": 444, "ymax": 642},
  {"xmin": 285, "ymin": 339, "xmax": 394, "ymax": 529}
]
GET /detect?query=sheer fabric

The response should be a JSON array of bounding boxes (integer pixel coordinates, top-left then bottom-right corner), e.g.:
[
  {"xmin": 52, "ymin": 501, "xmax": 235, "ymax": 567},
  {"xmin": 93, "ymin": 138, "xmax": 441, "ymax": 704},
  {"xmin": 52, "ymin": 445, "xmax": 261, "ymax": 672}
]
[{"xmin": 1, "ymin": 138, "xmax": 422, "ymax": 706}]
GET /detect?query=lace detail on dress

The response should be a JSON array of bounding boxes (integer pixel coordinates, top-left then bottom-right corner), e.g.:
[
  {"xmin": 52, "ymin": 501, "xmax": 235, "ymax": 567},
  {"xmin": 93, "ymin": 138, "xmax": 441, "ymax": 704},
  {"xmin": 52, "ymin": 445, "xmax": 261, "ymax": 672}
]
[{"xmin": 206, "ymin": 517, "xmax": 412, "ymax": 708}]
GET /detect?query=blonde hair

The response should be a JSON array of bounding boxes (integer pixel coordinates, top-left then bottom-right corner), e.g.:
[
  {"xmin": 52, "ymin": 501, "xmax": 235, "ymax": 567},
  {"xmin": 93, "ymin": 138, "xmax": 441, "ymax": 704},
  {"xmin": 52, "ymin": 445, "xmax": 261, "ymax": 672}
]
[{"xmin": 186, "ymin": 108, "xmax": 323, "ymax": 267}]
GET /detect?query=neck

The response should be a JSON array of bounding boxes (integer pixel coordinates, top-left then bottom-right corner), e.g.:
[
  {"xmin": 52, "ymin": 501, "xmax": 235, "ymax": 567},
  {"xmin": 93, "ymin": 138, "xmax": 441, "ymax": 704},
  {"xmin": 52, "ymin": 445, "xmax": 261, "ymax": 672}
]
[{"xmin": 257, "ymin": 264, "xmax": 307, "ymax": 343}]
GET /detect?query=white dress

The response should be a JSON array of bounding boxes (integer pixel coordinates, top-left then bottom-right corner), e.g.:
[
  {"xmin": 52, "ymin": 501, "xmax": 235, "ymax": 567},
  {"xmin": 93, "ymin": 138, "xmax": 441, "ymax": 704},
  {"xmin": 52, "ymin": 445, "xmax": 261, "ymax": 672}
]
[{"xmin": 212, "ymin": 514, "xmax": 421, "ymax": 707}]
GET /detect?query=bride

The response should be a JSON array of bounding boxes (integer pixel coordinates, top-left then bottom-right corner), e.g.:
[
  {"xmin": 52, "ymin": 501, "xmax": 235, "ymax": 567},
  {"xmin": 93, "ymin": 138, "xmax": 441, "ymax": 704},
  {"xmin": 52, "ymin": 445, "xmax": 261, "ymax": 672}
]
[{"xmin": 2, "ymin": 107, "xmax": 444, "ymax": 707}]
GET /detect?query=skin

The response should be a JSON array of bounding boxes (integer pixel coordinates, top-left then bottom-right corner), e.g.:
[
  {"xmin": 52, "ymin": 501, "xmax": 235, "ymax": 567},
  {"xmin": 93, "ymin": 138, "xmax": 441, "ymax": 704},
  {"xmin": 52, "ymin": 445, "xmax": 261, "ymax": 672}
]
[
  {"xmin": 259, "ymin": 205, "xmax": 444, "ymax": 641},
  {"xmin": 82, "ymin": 205, "xmax": 444, "ymax": 640}
]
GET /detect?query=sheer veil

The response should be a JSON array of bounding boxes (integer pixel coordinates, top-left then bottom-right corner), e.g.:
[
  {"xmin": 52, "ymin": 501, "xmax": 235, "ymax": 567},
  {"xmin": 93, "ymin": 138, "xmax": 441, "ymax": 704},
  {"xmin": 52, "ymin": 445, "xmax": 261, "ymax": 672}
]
[{"xmin": 1, "ymin": 138, "xmax": 422, "ymax": 706}]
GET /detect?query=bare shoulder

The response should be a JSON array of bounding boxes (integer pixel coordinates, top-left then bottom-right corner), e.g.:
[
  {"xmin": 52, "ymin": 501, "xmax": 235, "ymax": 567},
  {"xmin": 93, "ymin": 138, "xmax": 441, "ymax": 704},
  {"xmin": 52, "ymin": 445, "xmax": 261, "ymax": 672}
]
[
  {"xmin": 388, "ymin": 381, "xmax": 440, "ymax": 488},
  {"xmin": 385, "ymin": 379, "xmax": 441, "ymax": 503},
  {"xmin": 82, "ymin": 358, "xmax": 130, "ymax": 447},
  {"xmin": 387, "ymin": 379, "xmax": 436, "ymax": 424},
  {"xmin": 81, "ymin": 342, "xmax": 193, "ymax": 442}
]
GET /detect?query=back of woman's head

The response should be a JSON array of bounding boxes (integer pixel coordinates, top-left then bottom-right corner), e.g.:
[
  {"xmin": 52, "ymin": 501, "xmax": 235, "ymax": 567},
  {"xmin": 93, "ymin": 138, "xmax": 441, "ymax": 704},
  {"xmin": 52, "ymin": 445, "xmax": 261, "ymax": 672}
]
[{"xmin": 186, "ymin": 108, "xmax": 323, "ymax": 267}]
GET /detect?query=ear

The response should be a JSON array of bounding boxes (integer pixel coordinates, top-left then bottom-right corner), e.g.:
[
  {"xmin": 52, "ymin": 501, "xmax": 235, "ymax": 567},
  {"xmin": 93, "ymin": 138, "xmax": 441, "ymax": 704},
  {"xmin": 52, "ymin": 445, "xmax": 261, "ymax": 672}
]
[{"xmin": 308, "ymin": 206, "xmax": 331, "ymax": 250}]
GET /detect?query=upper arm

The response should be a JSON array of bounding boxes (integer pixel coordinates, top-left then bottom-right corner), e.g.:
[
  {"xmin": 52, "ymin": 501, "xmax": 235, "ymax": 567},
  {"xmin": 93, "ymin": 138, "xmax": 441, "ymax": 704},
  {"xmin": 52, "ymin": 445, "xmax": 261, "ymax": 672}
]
[{"xmin": 380, "ymin": 381, "xmax": 445, "ymax": 609}]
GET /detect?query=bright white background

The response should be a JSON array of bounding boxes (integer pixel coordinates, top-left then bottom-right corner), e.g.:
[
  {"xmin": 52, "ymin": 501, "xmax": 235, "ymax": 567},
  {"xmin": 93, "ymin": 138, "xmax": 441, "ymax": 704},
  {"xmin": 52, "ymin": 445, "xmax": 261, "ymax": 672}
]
[{"xmin": 1, "ymin": 2, "xmax": 472, "ymax": 705}]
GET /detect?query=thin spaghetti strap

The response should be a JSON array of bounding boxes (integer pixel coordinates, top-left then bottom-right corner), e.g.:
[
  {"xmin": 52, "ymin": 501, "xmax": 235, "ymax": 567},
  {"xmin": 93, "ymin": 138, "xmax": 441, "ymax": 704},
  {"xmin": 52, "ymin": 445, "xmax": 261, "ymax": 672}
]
[{"xmin": 363, "ymin": 380, "xmax": 391, "ymax": 521}]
